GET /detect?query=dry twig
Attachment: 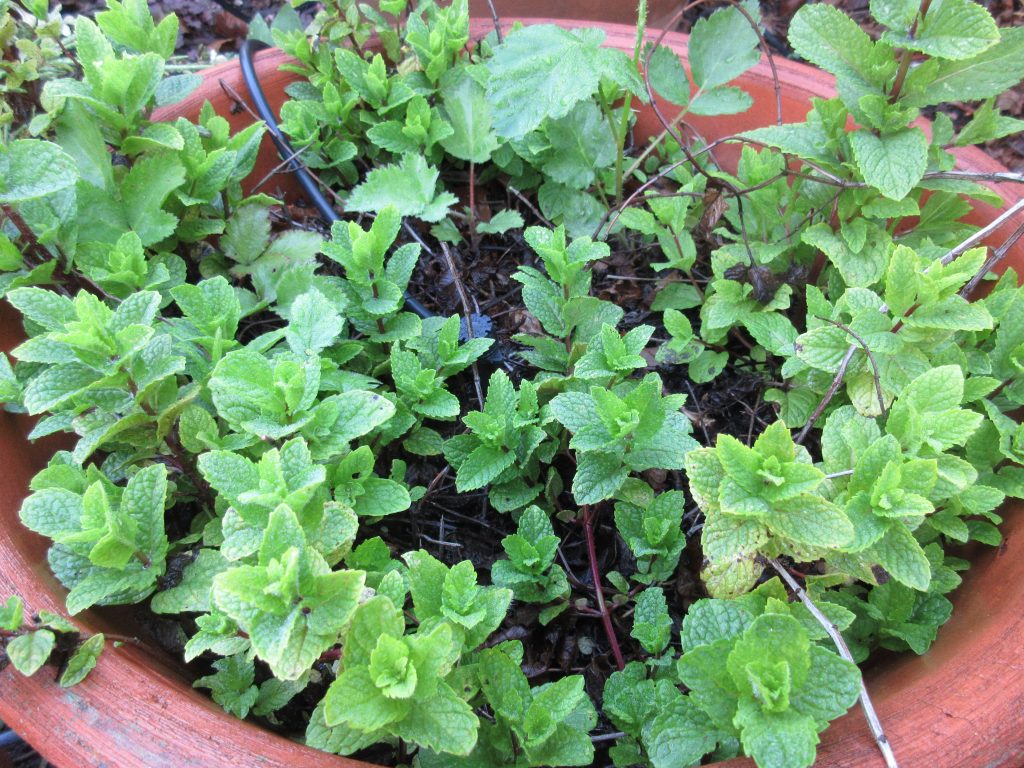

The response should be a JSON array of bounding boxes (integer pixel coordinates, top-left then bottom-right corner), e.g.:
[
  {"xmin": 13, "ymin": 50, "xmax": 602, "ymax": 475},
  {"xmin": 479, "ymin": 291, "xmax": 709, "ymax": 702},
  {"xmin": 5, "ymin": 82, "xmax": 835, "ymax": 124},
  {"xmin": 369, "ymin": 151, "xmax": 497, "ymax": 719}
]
[{"xmin": 769, "ymin": 560, "xmax": 900, "ymax": 768}]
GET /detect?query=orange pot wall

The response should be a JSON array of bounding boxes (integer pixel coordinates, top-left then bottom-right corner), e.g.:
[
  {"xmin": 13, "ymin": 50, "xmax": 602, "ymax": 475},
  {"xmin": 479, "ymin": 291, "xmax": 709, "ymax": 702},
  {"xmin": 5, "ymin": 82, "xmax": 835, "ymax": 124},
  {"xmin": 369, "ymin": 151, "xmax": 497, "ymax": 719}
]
[{"xmin": 2, "ymin": 19, "xmax": 1024, "ymax": 768}]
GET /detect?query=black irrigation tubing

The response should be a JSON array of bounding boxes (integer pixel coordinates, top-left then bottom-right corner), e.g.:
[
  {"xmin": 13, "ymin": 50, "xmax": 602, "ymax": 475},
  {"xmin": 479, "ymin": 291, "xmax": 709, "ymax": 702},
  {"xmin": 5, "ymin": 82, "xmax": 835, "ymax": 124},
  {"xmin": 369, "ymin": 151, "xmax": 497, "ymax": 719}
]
[
  {"xmin": 238, "ymin": 39, "xmax": 433, "ymax": 321},
  {"xmin": 0, "ymin": 729, "xmax": 23, "ymax": 749}
]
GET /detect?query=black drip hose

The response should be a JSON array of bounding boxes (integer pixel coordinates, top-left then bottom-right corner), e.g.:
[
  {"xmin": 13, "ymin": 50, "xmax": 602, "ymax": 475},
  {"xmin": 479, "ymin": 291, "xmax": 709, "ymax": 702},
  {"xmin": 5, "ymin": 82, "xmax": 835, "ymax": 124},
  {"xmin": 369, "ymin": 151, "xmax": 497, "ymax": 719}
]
[{"xmin": 238, "ymin": 39, "xmax": 433, "ymax": 320}]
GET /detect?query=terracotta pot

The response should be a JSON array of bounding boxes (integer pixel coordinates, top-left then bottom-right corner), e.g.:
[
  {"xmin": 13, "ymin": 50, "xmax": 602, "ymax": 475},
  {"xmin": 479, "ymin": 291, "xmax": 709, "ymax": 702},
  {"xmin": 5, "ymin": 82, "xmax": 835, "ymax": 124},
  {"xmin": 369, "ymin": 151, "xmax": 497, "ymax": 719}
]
[{"xmin": 3, "ymin": 17, "xmax": 1024, "ymax": 768}]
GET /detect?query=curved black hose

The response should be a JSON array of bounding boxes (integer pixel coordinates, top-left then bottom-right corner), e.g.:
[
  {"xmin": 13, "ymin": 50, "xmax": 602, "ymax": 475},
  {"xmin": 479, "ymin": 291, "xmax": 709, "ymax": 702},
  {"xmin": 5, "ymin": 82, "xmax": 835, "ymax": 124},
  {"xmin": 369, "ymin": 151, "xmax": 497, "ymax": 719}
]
[
  {"xmin": 238, "ymin": 39, "xmax": 433, "ymax": 320},
  {"xmin": 0, "ymin": 729, "xmax": 23, "ymax": 749}
]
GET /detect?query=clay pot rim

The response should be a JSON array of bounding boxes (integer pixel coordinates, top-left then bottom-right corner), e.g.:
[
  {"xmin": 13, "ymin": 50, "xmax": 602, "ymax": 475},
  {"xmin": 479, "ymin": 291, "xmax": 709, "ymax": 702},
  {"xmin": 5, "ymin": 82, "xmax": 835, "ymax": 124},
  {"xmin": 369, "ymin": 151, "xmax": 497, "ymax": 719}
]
[{"xmin": 1, "ymin": 15, "xmax": 1023, "ymax": 768}]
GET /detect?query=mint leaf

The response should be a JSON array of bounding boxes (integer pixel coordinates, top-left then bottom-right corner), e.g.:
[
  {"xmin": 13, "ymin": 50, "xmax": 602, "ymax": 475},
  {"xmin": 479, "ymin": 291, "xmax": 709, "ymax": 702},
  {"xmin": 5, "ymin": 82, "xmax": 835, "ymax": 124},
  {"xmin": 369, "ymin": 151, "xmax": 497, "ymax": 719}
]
[
  {"xmin": 573, "ymin": 451, "xmax": 629, "ymax": 505},
  {"xmin": 885, "ymin": 0, "xmax": 998, "ymax": 61},
  {"xmin": 632, "ymin": 587, "xmax": 672, "ymax": 654},
  {"xmin": 788, "ymin": 4, "xmax": 876, "ymax": 81},
  {"xmin": 912, "ymin": 26, "xmax": 1024, "ymax": 105},
  {"xmin": 850, "ymin": 128, "xmax": 928, "ymax": 200},
  {"xmin": 60, "ymin": 633, "xmax": 105, "ymax": 686},
  {"xmin": 0, "ymin": 140, "xmax": 78, "ymax": 203},
  {"xmin": 285, "ymin": 289, "xmax": 344, "ymax": 355},
  {"xmin": 6, "ymin": 629, "xmax": 56, "ymax": 675},
  {"xmin": 866, "ymin": 522, "xmax": 931, "ymax": 591}
]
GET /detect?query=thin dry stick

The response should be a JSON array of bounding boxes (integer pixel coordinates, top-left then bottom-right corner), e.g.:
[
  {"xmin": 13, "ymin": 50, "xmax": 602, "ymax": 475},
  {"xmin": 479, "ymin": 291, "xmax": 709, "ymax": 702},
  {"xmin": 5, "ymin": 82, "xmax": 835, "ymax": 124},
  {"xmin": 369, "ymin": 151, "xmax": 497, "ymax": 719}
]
[
  {"xmin": 769, "ymin": 559, "xmax": 900, "ymax": 768},
  {"xmin": 795, "ymin": 345, "xmax": 856, "ymax": 445},
  {"xmin": 797, "ymin": 199, "xmax": 1024, "ymax": 442},
  {"xmin": 439, "ymin": 242, "xmax": 485, "ymax": 409},
  {"xmin": 251, "ymin": 143, "xmax": 317, "ymax": 194},
  {"xmin": 923, "ymin": 170, "xmax": 1024, "ymax": 185},
  {"xmin": 508, "ymin": 183, "xmax": 554, "ymax": 228},
  {"xmin": 484, "ymin": 0, "xmax": 503, "ymax": 43},
  {"xmin": 938, "ymin": 197, "xmax": 1024, "ymax": 267},
  {"xmin": 815, "ymin": 316, "xmax": 886, "ymax": 417},
  {"xmin": 960, "ymin": 220, "xmax": 1024, "ymax": 298}
]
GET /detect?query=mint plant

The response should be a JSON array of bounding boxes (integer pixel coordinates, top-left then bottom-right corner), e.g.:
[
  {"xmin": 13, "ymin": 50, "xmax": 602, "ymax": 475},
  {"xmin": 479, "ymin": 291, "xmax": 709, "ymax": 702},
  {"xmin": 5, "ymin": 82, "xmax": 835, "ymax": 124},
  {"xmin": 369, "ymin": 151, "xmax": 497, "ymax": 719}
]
[
  {"xmin": 319, "ymin": 594, "xmax": 478, "ymax": 757},
  {"xmin": 676, "ymin": 601, "xmax": 861, "ymax": 768},
  {"xmin": 491, "ymin": 505, "xmax": 570, "ymax": 621},
  {"xmin": 550, "ymin": 373, "xmax": 698, "ymax": 505},
  {"xmin": 686, "ymin": 421, "xmax": 854, "ymax": 598},
  {"xmin": 1, "ymin": 596, "xmax": 105, "ymax": 686},
  {"xmin": 614, "ymin": 490, "xmax": 687, "ymax": 584},
  {"xmin": 443, "ymin": 370, "xmax": 557, "ymax": 511},
  {"xmin": 3, "ymin": 0, "xmax": 1024, "ymax": 766},
  {"xmin": 20, "ymin": 461, "xmax": 169, "ymax": 613}
]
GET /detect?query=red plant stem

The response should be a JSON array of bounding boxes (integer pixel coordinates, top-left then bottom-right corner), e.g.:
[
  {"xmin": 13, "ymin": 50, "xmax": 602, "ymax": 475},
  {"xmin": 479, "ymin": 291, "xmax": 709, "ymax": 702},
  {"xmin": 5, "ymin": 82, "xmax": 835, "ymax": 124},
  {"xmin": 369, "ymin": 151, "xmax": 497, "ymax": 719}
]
[
  {"xmin": 469, "ymin": 160, "xmax": 477, "ymax": 247},
  {"xmin": 319, "ymin": 647, "xmax": 342, "ymax": 662},
  {"xmin": 1, "ymin": 204, "xmax": 51, "ymax": 267},
  {"xmin": 582, "ymin": 505, "xmax": 625, "ymax": 671}
]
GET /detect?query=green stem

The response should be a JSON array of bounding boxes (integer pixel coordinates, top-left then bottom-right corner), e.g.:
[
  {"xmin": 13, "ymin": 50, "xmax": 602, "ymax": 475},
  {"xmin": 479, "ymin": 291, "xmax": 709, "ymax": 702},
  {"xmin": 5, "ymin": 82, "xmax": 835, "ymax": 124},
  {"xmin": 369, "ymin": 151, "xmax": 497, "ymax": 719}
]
[
  {"xmin": 889, "ymin": 0, "xmax": 934, "ymax": 103},
  {"xmin": 614, "ymin": 0, "xmax": 649, "ymax": 204},
  {"xmin": 623, "ymin": 103, "xmax": 690, "ymax": 181}
]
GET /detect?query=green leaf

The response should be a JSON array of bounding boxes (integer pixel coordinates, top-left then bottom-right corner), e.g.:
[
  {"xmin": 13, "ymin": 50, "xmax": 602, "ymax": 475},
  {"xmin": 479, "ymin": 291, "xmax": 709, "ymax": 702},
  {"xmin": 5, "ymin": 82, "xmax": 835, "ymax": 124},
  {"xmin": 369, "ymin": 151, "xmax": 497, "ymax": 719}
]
[
  {"xmin": 306, "ymin": 701, "xmax": 381, "ymax": 756},
  {"xmin": 392, "ymin": 682, "xmax": 479, "ymax": 756},
  {"xmin": 154, "ymin": 73, "xmax": 202, "ymax": 107},
  {"xmin": 699, "ymin": 514, "xmax": 767, "ymax": 598},
  {"xmin": 60, "ymin": 633, "xmax": 105, "ymax": 686},
  {"xmin": 910, "ymin": 27, "xmax": 1024, "ymax": 105},
  {"xmin": 7, "ymin": 629, "xmax": 56, "ymax": 676},
  {"xmin": 318, "ymin": 392, "xmax": 397, "ymax": 444},
  {"xmin": 790, "ymin": 645, "xmax": 861, "ymax": 723},
  {"xmin": 455, "ymin": 444, "xmax": 516, "ymax": 491},
  {"xmin": 788, "ymin": 4, "xmax": 876, "ymax": 81},
  {"xmin": 956, "ymin": 99, "xmax": 1024, "ymax": 146},
  {"xmin": 867, "ymin": 523, "xmax": 931, "ymax": 591},
  {"xmin": 194, "ymin": 654, "xmax": 259, "ymax": 718},
  {"xmin": 0, "ymin": 140, "xmax": 79, "ymax": 203},
  {"xmin": 647, "ymin": 44, "xmax": 690, "ymax": 106},
  {"xmin": 688, "ymin": 2, "xmax": 760, "ymax": 91},
  {"xmin": 886, "ymin": 0, "xmax": 998, "ymax": 61},
  {"xmin": 485, "ymin": 25, "xmax": 606, "ymax": 139},
  {"xmin": 573, "ymin": 451, "xmax": 628, "ymax": 505},
  {"xmin": 222, "ymin": 204, "xmax": 270, "ymax": 266},
  {"xmin": 689, "ymin": 87, "xmax": 754, "ymax": 116},
  {"xmin": 151, "ymin": 549, "xmax": 229, "ymax": 614},
  {"xmin": 542, "ymin": 101, "xmax": 617, "ymax": 189},
  {"xmin": 439, "ymin": 66, "xmax": 499, "ymax": 163},
  {"xmin": 22, "ymin": 363, "xmax": 98, "ymax": 415},
  {"xmin": 735, "ymin": 706, "xmax": 819, "ymax": 768},
  {"xmin": 681, "ymin": 598, "xmax": 755, "ymax": 650},
  {"xmin": 0, "ymin": 596, "xmax": 23, "ymax": 631},
  {"xmin": 476, "ymin": 209, "xmax": 524, "ymax": 236},
  {"xmin": 743, "ymin": 313, "xmax": 797, "ymax": 356},
  {"xmin": 346, "ymin": 154, "xmax": 457, "ymax": 222},
  {"xmin": 870, "ymin": 0, "xmax": 919, "ymax": 33},
  {"xmin": 631, "ymin": 587, "xmax": 672, "ymax": 654},
  {"xmin": 644, "ymin": 691, "xmax": 720, "ymax": 768},
  {"xmin": 850, "ymin": 128, "xmax": 928, "ymax": 200},
  {"xmin": 325, "ymin": 667, "xmax": 409, "ymax": 733},
  {"xmin": 771, "ymin": 495, "xmax": 854, "ymax": 548},
  {"xmin": 120, "ymin": 154, "xmax": 186, "ymax": 245},
  {"xmin": 741, "ymin": 122, "xmax": 835, "ymax": 166},
  {"xmin": 286, "ymin": 289, "xmax": 343, "ymax": 355}
]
